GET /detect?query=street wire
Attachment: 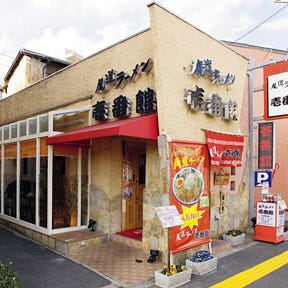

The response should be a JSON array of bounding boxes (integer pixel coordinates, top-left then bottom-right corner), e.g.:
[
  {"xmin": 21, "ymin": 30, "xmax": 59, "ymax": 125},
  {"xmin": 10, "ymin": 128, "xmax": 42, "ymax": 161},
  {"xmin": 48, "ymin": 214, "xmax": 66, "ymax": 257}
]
[{"xmin": 234, "ymin": 3, "xmax": 288, "ymax": 42}]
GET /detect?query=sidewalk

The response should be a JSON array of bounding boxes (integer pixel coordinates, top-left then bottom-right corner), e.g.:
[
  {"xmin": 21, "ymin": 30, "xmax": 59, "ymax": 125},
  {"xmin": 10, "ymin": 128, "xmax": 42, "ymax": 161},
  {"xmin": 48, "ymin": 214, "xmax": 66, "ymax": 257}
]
[{"xmin": 0, "ymin": 225, "xmax": 112, "ymax": 288}]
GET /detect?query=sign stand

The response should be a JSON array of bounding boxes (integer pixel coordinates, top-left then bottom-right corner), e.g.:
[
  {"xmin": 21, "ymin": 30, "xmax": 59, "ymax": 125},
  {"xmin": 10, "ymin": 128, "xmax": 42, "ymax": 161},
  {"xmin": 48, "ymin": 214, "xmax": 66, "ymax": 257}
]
[{"xmin": 155, "ymin": 205, "xmax": 183, "ymax": 276}]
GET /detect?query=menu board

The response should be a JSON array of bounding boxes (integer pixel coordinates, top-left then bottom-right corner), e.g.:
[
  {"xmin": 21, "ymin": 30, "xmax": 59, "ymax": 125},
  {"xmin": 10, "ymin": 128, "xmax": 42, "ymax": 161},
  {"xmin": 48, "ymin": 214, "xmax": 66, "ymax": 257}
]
[
  {"xmin": 155, "ymin": 205, "xmax": 183, "ymax": 228},
  {"xmin": 256, "ymin": 202, "xmax": 276, "ymax": 226}
]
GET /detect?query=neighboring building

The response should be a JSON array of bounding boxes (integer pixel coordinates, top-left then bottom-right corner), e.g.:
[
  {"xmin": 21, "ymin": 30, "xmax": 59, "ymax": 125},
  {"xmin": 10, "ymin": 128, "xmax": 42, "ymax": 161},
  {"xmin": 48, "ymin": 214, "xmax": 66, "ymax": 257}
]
[
  {"xmin": 225, "ymin": 42, "xmax": 288, "ymax": 212},
  {"xmin": 0, "ymin": 48, "xmax": 71, "ymax": 99},
  {"xmin": 0, "ymin": 3, "xmax": 249, "ymax": 262}
]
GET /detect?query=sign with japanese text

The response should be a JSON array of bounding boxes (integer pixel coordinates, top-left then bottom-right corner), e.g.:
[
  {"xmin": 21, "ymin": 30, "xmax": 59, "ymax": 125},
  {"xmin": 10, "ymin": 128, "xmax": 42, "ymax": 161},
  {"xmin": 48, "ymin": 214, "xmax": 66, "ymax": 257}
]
[
  {"xmin": 205, "ymin": 131, "xmax": 244, "ymax": 167},
  {"xmin": 264, "ymin": 60, "xmax": 288, "ymax": 120},
  {"xmin": 170, "ymin": 141, "xmax": 210, "ymax": 253},
  {"xmin": 258, "ymin": 122, "xmax": 274, "ymax": 169},
  {"xmin": 256, "ymin": 202, "xmax": 276, "ymax": 226},
  {"xmin": 155, "ymin": 205, "xmax": 183, "ymax": 229}
]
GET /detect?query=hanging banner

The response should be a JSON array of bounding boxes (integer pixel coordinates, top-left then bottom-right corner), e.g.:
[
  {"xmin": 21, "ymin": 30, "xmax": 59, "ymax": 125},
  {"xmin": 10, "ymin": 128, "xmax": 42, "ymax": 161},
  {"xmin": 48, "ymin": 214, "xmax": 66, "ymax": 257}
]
[
  {"xmin": 170, "ymin": 141, "xmax": 210, "ymax": 254},
  {"xmin": 205, "ymin": 131, "xmax": 244, "ymax": 167}
]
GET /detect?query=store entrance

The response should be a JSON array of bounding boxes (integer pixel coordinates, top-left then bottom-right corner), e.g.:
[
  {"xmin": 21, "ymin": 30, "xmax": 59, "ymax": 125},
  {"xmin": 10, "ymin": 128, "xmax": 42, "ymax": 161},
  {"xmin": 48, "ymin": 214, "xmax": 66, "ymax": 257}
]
[{"xmin": 121, "ymin": 142, "xmax": 145, "ymax": 236}]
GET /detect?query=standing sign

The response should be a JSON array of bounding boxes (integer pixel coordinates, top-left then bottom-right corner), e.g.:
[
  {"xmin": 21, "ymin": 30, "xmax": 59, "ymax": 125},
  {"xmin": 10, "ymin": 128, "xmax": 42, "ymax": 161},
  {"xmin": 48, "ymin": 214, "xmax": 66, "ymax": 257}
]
[{"xmin": 170, "ymin": 141, "xmax": 209, "ymax": 253}]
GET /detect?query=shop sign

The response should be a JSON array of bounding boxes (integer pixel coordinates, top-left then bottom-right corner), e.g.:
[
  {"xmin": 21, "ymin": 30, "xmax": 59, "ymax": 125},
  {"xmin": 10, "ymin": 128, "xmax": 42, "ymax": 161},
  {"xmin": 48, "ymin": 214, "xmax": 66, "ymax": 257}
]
[
  {"xmin": 95, "ymin": 58, "xmax": 153, "ymax": 93},
  {"xmin": 214, "ymin": 171, "xmax": 230, "ymax": 185},
  {"xmin": 184, "ymin": 85, "xmax": 238, "ymax": 121},
  {"xmin": 258, "ymin": 122, "xmax": 274, "ymax": 170},
  {"xmin": 264, "ymin": 60, "xmax": 288, "ymax": 120},
  {"xmin": 170, "ymin": 141, "xmax": 210, "ymax": 253},
  {"xmin": 190, "ymin": 59, "xmax": 235, "ymax": 85},
  {"xmin": 92, "ymin": 87, "xmax": 157, "ymax": 120},
  {"xmin": 205, "ymin": 130, "xmax": 244, "ymax": 167}
]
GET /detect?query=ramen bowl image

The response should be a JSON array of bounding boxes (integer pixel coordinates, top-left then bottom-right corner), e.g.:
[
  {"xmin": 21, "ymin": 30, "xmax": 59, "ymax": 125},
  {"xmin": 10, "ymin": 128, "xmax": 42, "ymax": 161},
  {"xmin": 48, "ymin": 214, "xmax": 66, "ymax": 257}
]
[{"xmin": 172, "ymin": 167, "xmax": 204, "ymax": 204}]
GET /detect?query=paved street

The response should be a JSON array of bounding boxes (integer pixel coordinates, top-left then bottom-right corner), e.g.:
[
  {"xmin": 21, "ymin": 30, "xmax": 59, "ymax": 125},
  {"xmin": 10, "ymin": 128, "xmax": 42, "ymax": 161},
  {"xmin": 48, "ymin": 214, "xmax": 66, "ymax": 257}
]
[
  {"xmin": 1, "ymin": 224, "xmax": 287, "ymax": 288},
  {"xmin": 0, "ymin": 226, "xmax": 111, "ymax": 288}
]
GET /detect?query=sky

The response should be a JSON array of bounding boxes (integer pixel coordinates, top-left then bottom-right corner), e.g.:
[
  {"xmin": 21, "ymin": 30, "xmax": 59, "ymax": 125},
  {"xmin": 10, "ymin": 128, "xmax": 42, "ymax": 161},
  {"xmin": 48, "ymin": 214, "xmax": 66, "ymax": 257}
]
[{"xmin": 0, "ymin": 0, "xmax": 287, "ymax": 82}]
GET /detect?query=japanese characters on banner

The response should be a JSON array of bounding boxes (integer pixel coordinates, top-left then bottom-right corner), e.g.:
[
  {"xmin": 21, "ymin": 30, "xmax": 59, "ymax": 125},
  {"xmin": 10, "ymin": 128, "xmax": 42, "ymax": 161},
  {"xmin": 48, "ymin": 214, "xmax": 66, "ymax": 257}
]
[
  {"xmin": 258, "ymin": 122, "xmax": 274, "ymax": 170},
  {"xmin": 170, "ymin": 141, "xmax": 210, "ymax": 254},
  {"xmin": 205, "ymin": 131, "xmax": 244, "ymax": 167},
  {"xmin": 264, "ymin": 60, "xmax": 288, "ymax": 120}
]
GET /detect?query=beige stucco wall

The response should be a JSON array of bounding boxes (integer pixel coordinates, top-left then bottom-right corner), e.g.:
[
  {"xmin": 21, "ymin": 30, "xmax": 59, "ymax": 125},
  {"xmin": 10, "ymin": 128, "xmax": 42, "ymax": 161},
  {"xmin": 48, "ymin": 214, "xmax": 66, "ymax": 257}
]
[
  {"xmin": 0, "ymin": 3, "xmax": 252, "ymax": 261},
  {"xmin": 149, "ymin": 4, "xmax": 248, "ymax": 141}
]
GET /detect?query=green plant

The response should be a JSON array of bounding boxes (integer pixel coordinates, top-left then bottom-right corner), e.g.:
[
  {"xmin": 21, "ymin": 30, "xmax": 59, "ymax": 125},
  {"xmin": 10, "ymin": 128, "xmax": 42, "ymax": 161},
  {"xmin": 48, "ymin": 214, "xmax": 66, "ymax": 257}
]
[
  {"xmin": 0, "ymin": 261, "xmax": 20, "ymax": 288},
  {"xmin": 160, "ymin": 264, "xmax": 186, "ymax": 276},
  {"xmin": 226, "ymin": 229, "xmax": 242, "ymax": 237}
]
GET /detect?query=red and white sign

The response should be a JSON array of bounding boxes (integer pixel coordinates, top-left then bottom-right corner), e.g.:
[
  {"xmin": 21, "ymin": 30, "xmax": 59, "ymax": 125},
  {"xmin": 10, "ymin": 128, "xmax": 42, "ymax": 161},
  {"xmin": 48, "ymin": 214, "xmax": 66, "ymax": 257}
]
[
  {"xmin": 264, "ymin": 60, "xmax": 288, "ymax": 120},
  {"xmin": 205, "ymin": 131, "xmax": 244, "ymax": 167},
  {"xmin": 170, "ymin": 141, "xmax": 210, "ymax": 253}
]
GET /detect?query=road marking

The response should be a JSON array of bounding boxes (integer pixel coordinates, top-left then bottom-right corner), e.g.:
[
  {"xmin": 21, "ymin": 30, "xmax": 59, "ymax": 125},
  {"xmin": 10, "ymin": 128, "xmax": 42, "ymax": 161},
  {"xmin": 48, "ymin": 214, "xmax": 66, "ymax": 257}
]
[{"xmin": 209, "ymin": 251, "xmax": 288, "ymax": 288}]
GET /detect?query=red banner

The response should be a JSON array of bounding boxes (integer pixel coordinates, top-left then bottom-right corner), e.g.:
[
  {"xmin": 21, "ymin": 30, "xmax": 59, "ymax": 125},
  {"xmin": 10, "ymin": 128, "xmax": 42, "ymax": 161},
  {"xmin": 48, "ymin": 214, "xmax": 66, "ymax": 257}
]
[
  {"xmin": 205, "ymin": 131, "xmax": 244, "ymax": 167},
  {"xmin": 170, "ymin": 141, "xmax": 210, "ymax": 254}
]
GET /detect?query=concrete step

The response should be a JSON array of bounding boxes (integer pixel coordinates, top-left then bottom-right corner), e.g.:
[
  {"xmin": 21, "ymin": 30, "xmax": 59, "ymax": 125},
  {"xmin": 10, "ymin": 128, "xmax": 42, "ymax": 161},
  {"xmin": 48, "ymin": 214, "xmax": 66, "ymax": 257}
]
[{"xmin": 112, "ymin": 233, "xmax": 142, "ymax": 249}]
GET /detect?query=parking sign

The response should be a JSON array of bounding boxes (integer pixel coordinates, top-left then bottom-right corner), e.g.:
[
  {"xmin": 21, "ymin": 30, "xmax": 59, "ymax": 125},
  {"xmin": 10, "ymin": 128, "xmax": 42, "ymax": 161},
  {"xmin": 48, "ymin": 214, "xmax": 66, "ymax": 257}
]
[{"xmin": 254, "ymin": 171, "xmax": 272, "ymax": 187}]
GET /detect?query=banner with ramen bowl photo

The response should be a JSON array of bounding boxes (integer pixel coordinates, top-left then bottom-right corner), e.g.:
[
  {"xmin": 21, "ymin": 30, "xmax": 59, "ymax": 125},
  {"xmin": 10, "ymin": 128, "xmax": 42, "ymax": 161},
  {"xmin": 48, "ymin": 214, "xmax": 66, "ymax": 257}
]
[{"xmin": 170, "ymin": 141, "xmax": 210, "ymax": 253}]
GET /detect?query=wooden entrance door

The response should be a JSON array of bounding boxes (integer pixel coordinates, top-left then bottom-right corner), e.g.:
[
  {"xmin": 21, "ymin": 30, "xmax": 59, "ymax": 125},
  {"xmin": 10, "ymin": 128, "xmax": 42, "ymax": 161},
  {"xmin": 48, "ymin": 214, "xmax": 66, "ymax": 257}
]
[{"xmin": 122, "ymin": 143, "xmax": 145, "ymax": 231}]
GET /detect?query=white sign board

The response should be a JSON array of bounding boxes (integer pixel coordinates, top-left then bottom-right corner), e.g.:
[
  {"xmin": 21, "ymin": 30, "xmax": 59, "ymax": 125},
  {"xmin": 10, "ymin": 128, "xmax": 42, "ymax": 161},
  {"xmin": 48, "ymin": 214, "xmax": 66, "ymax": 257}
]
[
  {"xmin": 155, "ymin": 205, "xmax": 183, "ymax": 228},
  {"xmin": 267, "ymin": 71, "xmax": 288, "ymax": 118}
]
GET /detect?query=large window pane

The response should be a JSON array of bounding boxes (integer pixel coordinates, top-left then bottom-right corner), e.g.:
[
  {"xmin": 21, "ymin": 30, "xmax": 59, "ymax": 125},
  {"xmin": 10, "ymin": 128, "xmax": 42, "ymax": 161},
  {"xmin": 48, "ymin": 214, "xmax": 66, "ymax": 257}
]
[
  {"xmin": 53, "ymin": 145, "xmax": 78, "ymax": 229},
  {"xmin": 39, "ymin": 137, "xmax": 48, "ymax": 228},
  {"xmin": 39, "ymin": 157, "xmax": 48, "ymax": 228},
  {"xmin": 20, "ymin": 140, "xmax": 36, "ymax": 224},
  {"xmin": 81, "ymin": 151, "xmax": 88, "ymax": 225},
  {"xmin": 4, "ymin": 144, "xmax": 17, "ymax": 217}
]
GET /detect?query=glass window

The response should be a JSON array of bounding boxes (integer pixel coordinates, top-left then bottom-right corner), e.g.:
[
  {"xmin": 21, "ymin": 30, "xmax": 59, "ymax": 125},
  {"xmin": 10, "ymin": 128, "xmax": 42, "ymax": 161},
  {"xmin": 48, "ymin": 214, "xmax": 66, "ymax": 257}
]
[
  {"xmin": 39, "ymin": 138, "xmax": 48, "ymax": 228},
  {"xmin": 0, "ymin": 127, "xmax": 2, "ymax": 141},
  {"xmin": 4, "ymin": 126, "xmax": 9, "ymax": 140},
  {"xmin": 81, "ymin": 150, "xmax": 88, "ymax": 225},
  {"xmin": 39, "ymin": 115, "xmax": 48, "ymax": 133},
  {"xmin": 19, "ymin": 121, "xmax": 27, "ymax": 137},
  {"xmin": 4, "ymin": 144, "xmax": 17, "ymax": 218},
  {"xmin": 52, "ymin": 145, "xmax": 78, "ymax": 229},
  {"xmin": 28, "ymin": 118, "xmax": 37, "ymax": 135},
  {"xmin": 11, "ymin": 124, "xmax": 17, "ymax": 138},
  {"xmin": 20, "ymin": 140, "xmax": 36, "ymax": 224}
]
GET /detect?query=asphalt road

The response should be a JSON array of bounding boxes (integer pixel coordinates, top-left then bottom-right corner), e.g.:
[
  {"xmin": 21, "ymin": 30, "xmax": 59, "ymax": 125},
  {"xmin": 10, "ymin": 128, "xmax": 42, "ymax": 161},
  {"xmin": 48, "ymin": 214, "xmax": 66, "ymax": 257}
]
[{"xmin": 0, "ymin": 225, "xmax": 111, "ymax": 288}]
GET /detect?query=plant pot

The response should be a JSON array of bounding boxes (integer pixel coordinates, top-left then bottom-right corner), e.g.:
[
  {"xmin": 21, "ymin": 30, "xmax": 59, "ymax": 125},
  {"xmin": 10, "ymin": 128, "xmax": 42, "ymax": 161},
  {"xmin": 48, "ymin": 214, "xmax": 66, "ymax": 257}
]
[
  {"xmin": 155, "ymin": 268, "xmax": 192, "ymax": 288},
  {"xmin": 223, "ymin": 233, "xmax": 245, "ymax": 246},
  {"xmin": 185, "ymin": 257, "xmax": 218, "ymax": 275}
]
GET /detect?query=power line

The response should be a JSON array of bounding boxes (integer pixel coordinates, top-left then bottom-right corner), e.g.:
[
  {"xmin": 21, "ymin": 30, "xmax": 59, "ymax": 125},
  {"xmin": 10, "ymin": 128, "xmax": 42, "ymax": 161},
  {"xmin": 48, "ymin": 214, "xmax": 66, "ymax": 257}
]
[
  {"xmin": 234, "ymin": 3, "xmax": 288, "ymax": 42},
  {"xmin": 0, "ymin": 52, "xmax": 13, "ymax": 59}
]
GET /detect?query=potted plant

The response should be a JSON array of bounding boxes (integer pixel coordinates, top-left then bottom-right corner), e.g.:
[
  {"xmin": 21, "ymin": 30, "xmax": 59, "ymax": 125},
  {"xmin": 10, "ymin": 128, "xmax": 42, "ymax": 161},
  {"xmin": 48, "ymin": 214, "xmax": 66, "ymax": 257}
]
[
  {"xmin": 155, "ymin": 264, "xmax": 192, "ymax": 288},
  {"xmin": 0, "ymin": 261, "xmax": 20, "ymax": 288},
  {"xmin": 223, "ymin": 229, "xmax": 245, "ymax": 246},
  {"xmin": 185, "ymin": 250, "xmax": 218, "ymax": 275}
]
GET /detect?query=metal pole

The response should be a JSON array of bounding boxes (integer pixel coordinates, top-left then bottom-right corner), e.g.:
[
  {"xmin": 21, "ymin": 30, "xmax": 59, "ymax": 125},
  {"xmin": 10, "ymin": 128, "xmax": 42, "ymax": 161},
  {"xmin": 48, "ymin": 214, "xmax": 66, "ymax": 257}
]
[{"xmin": 248, "ymin": 57, "xmax": 255, "ymax": 223}]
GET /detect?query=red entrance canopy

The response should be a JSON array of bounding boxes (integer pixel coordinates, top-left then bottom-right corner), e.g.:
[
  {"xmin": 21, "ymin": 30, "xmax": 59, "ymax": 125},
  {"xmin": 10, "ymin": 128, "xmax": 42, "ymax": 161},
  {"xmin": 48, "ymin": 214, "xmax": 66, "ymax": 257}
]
[{"xmin": 47, "ymin": 114, "xmax": 159, "ymax": 145}]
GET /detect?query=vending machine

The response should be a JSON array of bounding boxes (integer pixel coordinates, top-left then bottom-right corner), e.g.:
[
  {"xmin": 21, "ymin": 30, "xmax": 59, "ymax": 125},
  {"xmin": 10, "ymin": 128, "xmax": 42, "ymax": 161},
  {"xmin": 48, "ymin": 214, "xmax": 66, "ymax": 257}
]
[{"xmin": 254, "ymin": 196, "xmax": 286, "ymax": 244}]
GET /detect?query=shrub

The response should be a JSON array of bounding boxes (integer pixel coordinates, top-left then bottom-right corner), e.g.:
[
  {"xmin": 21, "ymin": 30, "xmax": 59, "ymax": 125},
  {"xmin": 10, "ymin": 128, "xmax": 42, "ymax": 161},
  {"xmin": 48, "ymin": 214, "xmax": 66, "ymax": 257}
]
[{"xmin": 0, "ymin": 261, "xmax": 20, "ymax": 288}]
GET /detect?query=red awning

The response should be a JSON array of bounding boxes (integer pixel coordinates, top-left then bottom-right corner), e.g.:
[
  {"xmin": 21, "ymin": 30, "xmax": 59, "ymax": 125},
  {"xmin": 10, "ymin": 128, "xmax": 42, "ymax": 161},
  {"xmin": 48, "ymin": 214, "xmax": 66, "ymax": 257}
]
[{"xmin": 47, "ymin": 114, "xmax": 159, "ymax": 145}]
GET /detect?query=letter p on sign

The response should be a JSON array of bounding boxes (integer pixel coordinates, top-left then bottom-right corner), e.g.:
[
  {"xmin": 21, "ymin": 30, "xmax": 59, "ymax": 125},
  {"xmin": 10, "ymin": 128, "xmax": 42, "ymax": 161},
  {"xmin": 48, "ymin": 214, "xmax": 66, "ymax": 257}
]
[{"xmin": 254, "ymin": 171, "xmax": 272, "ymax": 187}]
